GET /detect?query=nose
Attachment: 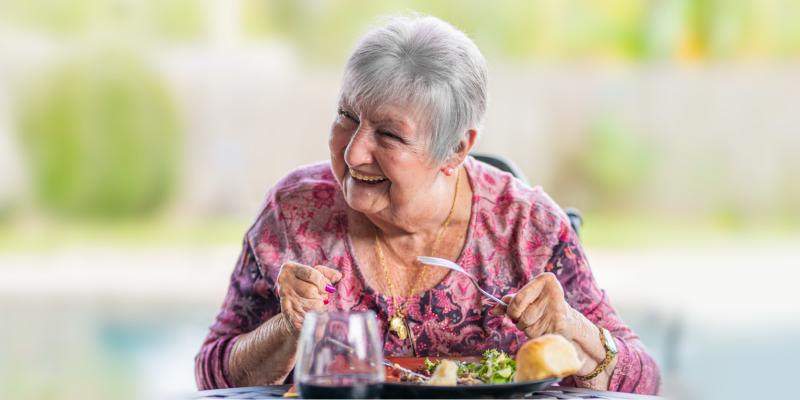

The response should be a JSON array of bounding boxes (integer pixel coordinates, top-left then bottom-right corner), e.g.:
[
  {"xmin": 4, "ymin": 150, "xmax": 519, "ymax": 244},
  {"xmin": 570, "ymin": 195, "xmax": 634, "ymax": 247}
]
[{"xmin": 344, "ymin": 125, "xmax": 374, "ymax": 168}]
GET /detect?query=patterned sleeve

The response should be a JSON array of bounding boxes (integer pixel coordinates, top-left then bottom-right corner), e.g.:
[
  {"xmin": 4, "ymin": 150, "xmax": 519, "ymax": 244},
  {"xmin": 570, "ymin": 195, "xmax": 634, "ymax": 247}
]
[
  {"xmin": 194, "ymin": 200, "xmax": 285, "ymax": 390},
  {"xmin": 549, "ymin": 216, "xmax": 661, "ymax": 395}
]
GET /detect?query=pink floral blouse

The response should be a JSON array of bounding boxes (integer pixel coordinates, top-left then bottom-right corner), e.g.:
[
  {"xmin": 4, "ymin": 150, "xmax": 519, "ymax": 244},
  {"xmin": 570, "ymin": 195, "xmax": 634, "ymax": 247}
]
[{"xmin": 195, "ymin": 157, "xmax": 660, "ymax": 394}]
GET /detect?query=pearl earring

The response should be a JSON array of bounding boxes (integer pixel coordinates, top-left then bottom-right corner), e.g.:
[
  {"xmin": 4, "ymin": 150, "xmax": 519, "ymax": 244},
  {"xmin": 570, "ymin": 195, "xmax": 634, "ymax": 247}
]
[{"xmin": 443, "ymin": 167, "xmax": 454, "ymax": 176}]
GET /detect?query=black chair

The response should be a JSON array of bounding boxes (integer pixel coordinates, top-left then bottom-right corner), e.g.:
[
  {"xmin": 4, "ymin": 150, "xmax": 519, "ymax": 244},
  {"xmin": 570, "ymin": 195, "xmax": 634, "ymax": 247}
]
[{"xmin": 470, "ymin": 152, "xmax": 583, "ymax": 237}]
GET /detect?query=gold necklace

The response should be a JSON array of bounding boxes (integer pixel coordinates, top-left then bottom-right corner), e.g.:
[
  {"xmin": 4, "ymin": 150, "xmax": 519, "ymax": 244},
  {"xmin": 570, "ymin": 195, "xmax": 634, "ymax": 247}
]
[{"xmin": 375, "ymin": 169, "xmax": 461, "ymax": 340}]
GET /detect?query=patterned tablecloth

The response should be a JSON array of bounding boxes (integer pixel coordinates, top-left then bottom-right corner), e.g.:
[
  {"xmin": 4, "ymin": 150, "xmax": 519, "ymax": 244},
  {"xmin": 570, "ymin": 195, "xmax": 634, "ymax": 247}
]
[{"xmin": 190, "ymin": 385, "xmax": 663, "ymax": 399}]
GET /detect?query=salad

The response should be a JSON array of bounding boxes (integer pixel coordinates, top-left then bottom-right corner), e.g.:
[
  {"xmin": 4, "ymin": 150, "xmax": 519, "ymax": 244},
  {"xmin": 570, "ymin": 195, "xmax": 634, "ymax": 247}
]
[{"xmin": 421, "ymin": 349, "xmax": 517, "ymax": 385}]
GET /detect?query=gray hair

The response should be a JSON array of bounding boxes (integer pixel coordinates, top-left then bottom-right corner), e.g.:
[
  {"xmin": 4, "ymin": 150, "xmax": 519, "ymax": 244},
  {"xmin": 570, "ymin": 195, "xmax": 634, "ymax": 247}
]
[{"xmin": 340, "ymin": 15, "xmax": 488, "ymax": 163}]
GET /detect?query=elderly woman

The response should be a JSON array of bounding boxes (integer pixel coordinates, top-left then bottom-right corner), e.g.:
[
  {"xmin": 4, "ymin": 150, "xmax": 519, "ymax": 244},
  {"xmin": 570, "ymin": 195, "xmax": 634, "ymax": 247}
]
[{"xmin": 196, "ymin": 15, "xmax": 659, "ymax": 394}]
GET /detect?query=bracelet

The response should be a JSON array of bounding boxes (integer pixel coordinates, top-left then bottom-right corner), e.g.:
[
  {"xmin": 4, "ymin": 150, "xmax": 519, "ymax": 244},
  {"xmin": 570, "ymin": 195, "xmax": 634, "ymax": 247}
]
[{"xmin": 577, "ymin": 326, "xmax": 617, "ymax": 381}]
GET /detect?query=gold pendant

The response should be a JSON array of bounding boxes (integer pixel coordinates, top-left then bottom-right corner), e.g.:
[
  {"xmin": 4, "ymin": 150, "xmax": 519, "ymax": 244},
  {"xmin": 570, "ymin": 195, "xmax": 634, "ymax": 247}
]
[{"xmin": 389, "ymin": 315, "xmax": 408, "ymax": 340}]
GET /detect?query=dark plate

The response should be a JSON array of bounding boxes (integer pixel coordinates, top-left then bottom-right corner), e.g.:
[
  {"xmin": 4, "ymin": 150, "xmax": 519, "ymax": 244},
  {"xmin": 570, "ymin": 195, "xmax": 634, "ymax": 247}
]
[
  {"xmin": 380, "ymin": 356, "xmax": 560, "ymax": 399},
  {"xmin": 381, "ymin": 378, "xmax": 560, "ymax": 399}
]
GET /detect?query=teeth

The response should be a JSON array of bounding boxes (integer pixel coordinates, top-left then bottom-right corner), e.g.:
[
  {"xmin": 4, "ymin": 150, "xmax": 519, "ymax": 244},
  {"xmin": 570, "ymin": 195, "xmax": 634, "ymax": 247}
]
[{"xmin": 350, "ymin": 168, "xmax": 386, "ymax": 182}]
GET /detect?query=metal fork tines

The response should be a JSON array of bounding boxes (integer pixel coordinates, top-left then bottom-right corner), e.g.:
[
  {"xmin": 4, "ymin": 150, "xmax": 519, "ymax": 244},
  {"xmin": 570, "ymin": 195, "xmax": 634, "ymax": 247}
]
[
  {"xmin": 324, "ymin": 337, "xmax": 430, "ymax": 382},
  {"xmin": 416, "ymin": 256, "xmax": 508, "ymax": 307},
  {"xmin": 383, "ymin": 361, "xmax": 430, "ymax": 382}
]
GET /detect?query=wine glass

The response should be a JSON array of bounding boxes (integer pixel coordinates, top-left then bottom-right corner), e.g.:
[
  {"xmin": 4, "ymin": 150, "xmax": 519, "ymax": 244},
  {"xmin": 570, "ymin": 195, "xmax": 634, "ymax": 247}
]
[{"xmin": 295, "ymin": 311, "xmax": 385, "ymax": 399}]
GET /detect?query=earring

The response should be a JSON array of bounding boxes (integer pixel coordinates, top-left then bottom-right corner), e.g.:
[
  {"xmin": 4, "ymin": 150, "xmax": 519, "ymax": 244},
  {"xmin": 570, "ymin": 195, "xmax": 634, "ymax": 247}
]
[{"xmin": 442, "ymin": 167, "xmax": 454, "ymax": 176}]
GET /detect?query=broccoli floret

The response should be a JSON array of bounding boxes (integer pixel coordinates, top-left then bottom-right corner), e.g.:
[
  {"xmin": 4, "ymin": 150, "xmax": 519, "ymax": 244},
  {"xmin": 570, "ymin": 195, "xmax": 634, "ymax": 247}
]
[{"xmin": 424, "ymin": 357, "xmax": 440, "ymax": 374}]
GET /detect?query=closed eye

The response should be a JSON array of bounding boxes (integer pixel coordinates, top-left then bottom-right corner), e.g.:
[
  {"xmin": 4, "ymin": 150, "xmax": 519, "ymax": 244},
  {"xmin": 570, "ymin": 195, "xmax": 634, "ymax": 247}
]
[
  {"xmin": 378, "ymin": 130, "xmax": 403, "ymax": 142},
  {"xmin": 337, "ymin": 108, "xmax": 359, "ymax": 124}
]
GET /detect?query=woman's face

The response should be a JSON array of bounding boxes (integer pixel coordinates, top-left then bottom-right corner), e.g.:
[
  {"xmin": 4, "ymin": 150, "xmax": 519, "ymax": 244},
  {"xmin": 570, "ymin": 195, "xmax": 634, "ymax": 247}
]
[{"xmin": 329, "ymin": 100, "xmax": 441, "ymax": 221}]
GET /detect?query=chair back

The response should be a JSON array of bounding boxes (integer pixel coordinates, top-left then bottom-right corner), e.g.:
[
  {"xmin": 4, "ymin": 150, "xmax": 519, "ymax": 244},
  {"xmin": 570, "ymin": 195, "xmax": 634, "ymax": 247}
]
[{"xmin": 470, "ymin": 152, "xmax": 582, "ymax": 236}]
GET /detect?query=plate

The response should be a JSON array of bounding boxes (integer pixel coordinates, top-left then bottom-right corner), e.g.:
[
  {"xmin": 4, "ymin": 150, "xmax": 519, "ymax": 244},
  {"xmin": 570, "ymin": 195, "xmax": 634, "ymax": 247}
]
[{"xmin": 381, "ymin": 356, "xmax": 560, "ymax": 399}]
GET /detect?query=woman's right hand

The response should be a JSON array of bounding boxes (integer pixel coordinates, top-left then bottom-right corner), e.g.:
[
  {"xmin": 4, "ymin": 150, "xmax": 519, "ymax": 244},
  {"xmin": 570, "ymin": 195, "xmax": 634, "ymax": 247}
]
[{"xmin": 276, "ymin": 262, "xmax": 343, "ymax": 333}]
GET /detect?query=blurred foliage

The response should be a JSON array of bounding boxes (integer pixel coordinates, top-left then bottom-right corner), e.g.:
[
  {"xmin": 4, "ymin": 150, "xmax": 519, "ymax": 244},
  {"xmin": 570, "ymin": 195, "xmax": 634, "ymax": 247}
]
[
  {"xmin": 4, "ymin": 1, "xmax": 796, "ymax": 61},
  {"xmin": 144, "ymin": 0, "xmax": 206, "ymax": 40},
  {"xmin": 0, "ymin": 0, "xmax": 796, "ymax": 63},
  {"xmin": 0, "ymin": 0, "xmax": 101, "ymax": 36},
  {"xmin": 580, "ymin": 212, "xmax": 800, "ymax": 250},
  {"xmin": 0, "ymin": 203, "xmax": 12, "ymax": 225},
  {"xmin": 0, "ymin": 218, "xmax": 248, "ymax": 252},
  {"xmin": 549, "ymin": 118, "xmax": 654, "ymax": 213},
  {"xmin": 18, "ymin": 45, "xmax": 180, "ymax": 218},
  {"xmin": 1, "ymin": 0, "xmax": 798, "ymax": 224},
  {"xmin": 239, "ymin": 0, "xmax": 651, "ymax": 63},
  {"xmin": 582, "ymin": 118, "xmax": 655, "ymax": 209},
  {"xmin": 239, "ymin": 0, "xmax": 800, "ymax": 63},
  {"xmin": 0, "ymin": 0, "xmax": 206, "ymax": 41}
]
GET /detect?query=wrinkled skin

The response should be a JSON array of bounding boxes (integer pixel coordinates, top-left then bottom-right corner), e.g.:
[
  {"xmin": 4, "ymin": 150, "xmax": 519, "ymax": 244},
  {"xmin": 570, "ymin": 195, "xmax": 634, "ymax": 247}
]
[
  {"xmin": 277, "ymin": 263, "xmax": 343, "ymax": 332},
  {"xmin": 492, "ymin": 273, "xmax": 618, "ymax": 389},
  {"xmin": 228, "ymin": 263, "xmax": 342, "ymax": 386}
]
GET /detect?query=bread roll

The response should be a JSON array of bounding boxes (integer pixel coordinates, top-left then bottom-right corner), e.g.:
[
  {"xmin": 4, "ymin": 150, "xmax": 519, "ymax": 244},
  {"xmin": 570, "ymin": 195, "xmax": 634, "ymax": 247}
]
[
  {"xmin": 429, "ymin": 359, "xmax": 458, "ymax": 386},
  {"xmin": 514, "ymin": 334, "xmax": 582, "ymax": 382}
]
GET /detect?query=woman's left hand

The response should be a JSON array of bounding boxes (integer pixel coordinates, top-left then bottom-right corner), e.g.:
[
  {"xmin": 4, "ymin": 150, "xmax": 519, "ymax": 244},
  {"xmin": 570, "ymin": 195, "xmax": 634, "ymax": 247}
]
[
  {"xmin": 492, "ymin": 272, "xmax": 615, "ymax": 384},
  {"xmin": 492, "ymin": 272, "xmax": 582, "ymax": 340}
]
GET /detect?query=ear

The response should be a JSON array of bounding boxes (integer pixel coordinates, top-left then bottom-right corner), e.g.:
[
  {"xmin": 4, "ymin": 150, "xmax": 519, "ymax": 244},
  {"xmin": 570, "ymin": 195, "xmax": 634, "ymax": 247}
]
[{"xmin": 442, "ymin": 129, "xmax": 478, "ymax": 171}]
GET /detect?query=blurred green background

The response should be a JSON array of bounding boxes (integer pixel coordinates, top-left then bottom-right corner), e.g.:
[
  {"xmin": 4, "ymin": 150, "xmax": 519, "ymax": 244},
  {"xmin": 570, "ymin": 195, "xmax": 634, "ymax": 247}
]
[{"xmin": 0, "ymin": 1, "xmax": 798, "ymax": 399}]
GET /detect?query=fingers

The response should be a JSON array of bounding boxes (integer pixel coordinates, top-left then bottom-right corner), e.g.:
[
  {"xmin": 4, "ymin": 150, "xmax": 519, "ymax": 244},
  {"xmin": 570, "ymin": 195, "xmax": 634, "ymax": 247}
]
[
  {"xmin": 295, "ymin": 281, "xmax": 324, "ymax": 300},
  {"xmin": 292, "ymin": 264, "xmax": 330, "ymax": 293},
  {"xmin": 277, "ymin": 261, "xmax": 342, "ymax": 331},
  {"xmin": 523, "ymin": 316, "xmax": 552, "ymax": 339},
  {"xmin": 278, "ymin": 274, "xmax": 323, "ymax": 301},
  {"xmin": 293, "ymin": 264, "xmax": 343, "ymax": 294},
  {"xmin": 281, "ymin": 295, "xmax": 326, "ymax": 331},
  {"xmin": 506, "ymin": 275, "xmax": 548, "ymax": 320},
  {"xmin": 490, "ymin": 294, "xmax": 514, "ymax": 316},
  {"xmin": 314, "ymin": 265, "xmax": 343, "ymax": 284},
  {"xmin": 491, "ymin": 273, "xmax": 569, "ymax": 339},
  {"xmin": 290, "ymin": 297, "xmax": 326, "ymax": 317},
  {"xmin": 517, "ymin": 298, "xmax": 548, "ymax": 330}
]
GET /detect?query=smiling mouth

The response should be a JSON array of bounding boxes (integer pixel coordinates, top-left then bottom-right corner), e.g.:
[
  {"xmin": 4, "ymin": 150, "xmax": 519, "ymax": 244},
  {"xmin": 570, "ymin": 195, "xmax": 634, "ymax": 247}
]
[{"xmin": 349, "ymin": 168, "xmax": 388, "ymax": 184}]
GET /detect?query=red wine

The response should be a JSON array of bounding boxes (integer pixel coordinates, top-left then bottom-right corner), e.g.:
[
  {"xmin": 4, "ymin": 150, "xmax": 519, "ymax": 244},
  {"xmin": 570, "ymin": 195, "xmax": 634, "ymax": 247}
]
[{"xmin": 298, "ymin": 374, "xmax": 382, "ymax": 399}]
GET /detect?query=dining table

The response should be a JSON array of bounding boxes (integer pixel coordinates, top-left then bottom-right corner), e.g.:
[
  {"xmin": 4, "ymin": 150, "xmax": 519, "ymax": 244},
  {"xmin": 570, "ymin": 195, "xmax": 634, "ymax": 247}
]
[{"xmin": 190, "ymin": 385, "xmax": 664, "ymax": 399}]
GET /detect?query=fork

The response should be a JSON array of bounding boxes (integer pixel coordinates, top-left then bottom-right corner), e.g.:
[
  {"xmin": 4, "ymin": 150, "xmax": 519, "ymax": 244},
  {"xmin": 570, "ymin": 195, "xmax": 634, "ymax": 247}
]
[
  {"xmin": 325, "ymin": 337, "xmax": 430, "ymax": 382},
  {"xmin": 416, "ymin": 256, "xmax": 508, "ymax": 307}
]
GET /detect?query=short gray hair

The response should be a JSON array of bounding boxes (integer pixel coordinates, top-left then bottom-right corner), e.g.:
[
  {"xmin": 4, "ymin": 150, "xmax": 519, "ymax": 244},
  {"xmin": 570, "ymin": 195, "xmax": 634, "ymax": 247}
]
[{"xmin": 340, "ymin": 15, "xmax": 488, "ymax": 162}]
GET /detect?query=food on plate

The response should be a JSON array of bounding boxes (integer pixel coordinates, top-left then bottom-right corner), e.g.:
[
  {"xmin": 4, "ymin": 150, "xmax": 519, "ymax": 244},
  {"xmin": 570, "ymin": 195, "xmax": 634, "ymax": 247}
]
[
  {"xmin": 514, "ymin": 334, "xmax": 581, "ymax": 382},
  {"xmin": 428, "ymin": 359, "xmax": 458, "ymax": 386},
  {"xmin": 422, "ymin": 349, "xmax": 517, "ymax": 385},
  {"xmin": 391, "ymin": 336, "xmax": 579, "ymax": 386}
]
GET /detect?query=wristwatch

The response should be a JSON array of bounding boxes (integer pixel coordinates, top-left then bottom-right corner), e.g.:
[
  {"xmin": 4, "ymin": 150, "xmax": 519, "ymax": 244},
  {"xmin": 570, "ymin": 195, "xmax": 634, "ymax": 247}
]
[{"xmin": 577, "ymin": 326, "xmax": 618, "ymax": 381}]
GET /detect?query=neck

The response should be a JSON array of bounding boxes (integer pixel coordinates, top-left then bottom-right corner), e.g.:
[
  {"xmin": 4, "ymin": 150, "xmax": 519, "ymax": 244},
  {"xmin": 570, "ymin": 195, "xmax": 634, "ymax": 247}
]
[{"xmin": 369, "ymin": 167, "xmax": 464, "ymax": 240}]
